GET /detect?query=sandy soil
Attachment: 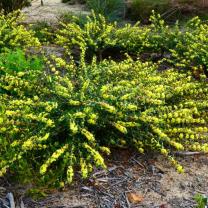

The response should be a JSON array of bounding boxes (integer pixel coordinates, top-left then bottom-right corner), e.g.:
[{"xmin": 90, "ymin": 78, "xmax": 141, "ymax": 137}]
[
  {"xmin": 22, "ymin": 0, "xmax": 89, "ymax": 23},
  {"xmin": 1, "ymin": 150, "xmax": 207, "ymax": 208}
]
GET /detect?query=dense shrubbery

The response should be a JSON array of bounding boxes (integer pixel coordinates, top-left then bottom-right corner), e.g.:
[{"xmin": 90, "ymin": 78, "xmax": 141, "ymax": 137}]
[
  {"xmin": 56, "ymin": 12, "xmax": 208, "ymax": 77},
  {"xmin": 0, "ymin": 12, "xmax": 208, "ymax": 187}
]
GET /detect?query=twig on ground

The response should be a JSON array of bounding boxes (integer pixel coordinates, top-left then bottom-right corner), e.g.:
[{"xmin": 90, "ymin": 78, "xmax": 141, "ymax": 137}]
[
  {"xmin": 6, "ymin": 193, "xmax": 15, "ymax": 208},
  {"xmin": 131, "ymin": 158, "xmax": 146, "ymax": 169},
  {"xmin": 92, "ymin": 166, "xmax": 122, "ymax": 177},
  {"xmin": 20, "ymin": 198, "xmax": 25, "ymax": 208},
  {"xmin": 175, "ymin": 151, "xmax": 208, "ymax": 156},
  {"xmin": 195, "ymin": 190, "xmax": 207, "ymax": 194},
  {"xmin": 124, "ymin": 191, "xmax": 131, "ymax": 208}
]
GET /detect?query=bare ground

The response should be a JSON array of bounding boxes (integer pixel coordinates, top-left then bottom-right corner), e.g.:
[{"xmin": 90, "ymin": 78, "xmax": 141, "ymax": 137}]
[
  {"xmin": 1, "ymin": 150, "xmax": 208, "ymax": 208},
  {"xmin": 22, "ymin": 0, "xmax": 89, "ymax": 23}
]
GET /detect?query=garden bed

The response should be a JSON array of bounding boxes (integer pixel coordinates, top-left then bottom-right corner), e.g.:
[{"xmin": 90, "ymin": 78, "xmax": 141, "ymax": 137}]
[{"xmin": 0, "ymin": 2, "xmax": 208, "ymax": 208}]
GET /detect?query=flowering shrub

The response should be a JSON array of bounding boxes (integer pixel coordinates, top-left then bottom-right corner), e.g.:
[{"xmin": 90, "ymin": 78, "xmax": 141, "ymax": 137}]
[
  {"xmin": 0, "ymin": 12, "xmax": 208, "ymax": 187},
  {"xmin": 116, "ymin": 13, "xmax": 208, "ymax": 76},
  {"xmin": 167, "ymin": 17, "xmax": 208, "ymax": 77},
  {"xmin": 116, "ymin": 13, "xmax": 180, "ymax": 55},
  {"xmin": 0, "ymin": 53, "xmax": 208, "ymax": 185},
  {"xmin": 55, "ymin": 12, "xmax": 208, "ymax": 77},
  {"xmin": 0, "ymin": 11, "xmax": 40, "ymax": 52},
  {"xmin": 56, "ymin": 12, "xmax": 117, "ymax": 61}
]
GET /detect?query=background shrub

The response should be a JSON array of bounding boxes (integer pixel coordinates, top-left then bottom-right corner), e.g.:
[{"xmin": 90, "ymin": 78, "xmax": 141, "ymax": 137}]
[
  {"xmin": 130, "ymin": 0, "xmax": 171, "ymax": 21},
  {"xmin": 0, "ymin": 11, "xmax": 40, "ymax": 52},
  {"xmin": 0, "ymin": 0, "xmax": 31, "ymax": 14},
  {"xmin": 30, "ymin": 21, "xmax": 56, "ymax": 44},
  {"xmin": 86, "ymin": 0, "xmax": 125, "ymax": 21},
  {"xmin": 58, "ymin": 12, "xmax": 88, "ymax": 27},
  {"xmin": 56, "ymin": 12, "xmax": 118, "ymax": 61},
  {"xmin": 115, "ymin": 13, "xmax": 208, "ymax": 77}
]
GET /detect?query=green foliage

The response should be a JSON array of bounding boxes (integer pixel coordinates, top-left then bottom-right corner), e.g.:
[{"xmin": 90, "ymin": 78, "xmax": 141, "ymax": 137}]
[
  {"xmin": 116, "ymin": 12, "xmax": 179, "ymax": 54},
  {"xmin": 116, "ymin": 13, "xmax": 208, "ymax": 77},
  {"xmin": 194, "ymin": 194, "xmax": 208, "ymax": 208},
  {"xmin": 86, "ymin": 0, "xmax": 125, "ymax": 21},
  {"xmin": 26, "ymin": 188, "xmax": 48, "ymax": 200},
  {"xmin": 0, "ymin": 49, "xmax": 43, "ymax": 74},
  {"xmin": 58, "ymin": 12, "xmax": 88, "ymax": 27},
  {"xmin": 167, "ymin": 17, "xmax": 208, "ymax": 77},
  {"xmin": 55, "ymin": 11, "xmax": 207, "ymax": 75},
  {"xmin": 30, "ymin": 21, "xmax": 56, "ymax": 44},
  {"xmin": 55, "ymin": 11, "xmax": 208, "ymax": 77}
]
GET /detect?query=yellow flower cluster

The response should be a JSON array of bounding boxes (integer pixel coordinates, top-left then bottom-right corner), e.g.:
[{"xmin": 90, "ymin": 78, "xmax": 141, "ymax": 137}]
[
  {"xmin": 0, "ymin": 11, "xmax": 40, "ymax": 51},
  {"xmin": 40, "ymin": 144, "xmax": 69, "ymax": 175}
]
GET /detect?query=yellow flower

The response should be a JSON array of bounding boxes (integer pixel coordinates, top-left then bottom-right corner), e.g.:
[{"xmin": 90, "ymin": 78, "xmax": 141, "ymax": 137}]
[
  {"xmin": 40, "ymin": 164, "xmax": 47, "ymax": 175},
  {"xmin": 100, "ymin": 102, "xmax": 116, "ymax": 114},
  {"xmin": 113, "ymin": 122, "xmax": 128, "ymax": 134},
  {"xmin": 70, "ymin": 122, "xmax": 78, "ymax": 134},
  {"xmin": 67, "ymin": 166, "xmax": 74, "ymax": 184},
  {"xmin": 81, "ymin": 129, "xmax": 95, "ymax": 142},
  {"xmin": 100, "ymin": 147, "xmax": 111, "ymax": 155},
  {"xmin": 68, "ymin": 100, "xmax": 81, "ymax": 106},
  {"xmin": 161, "ymin": 148, "xmax": 168, "ymax": 156},
  {"xmin": 138, "ymin": 148, "xmax": 144, "ymax": 154},
  {"xmin": 126, "ymin": 104, "xmax": 137, "ymax": 111},
  {"xmin": 176, "ymin": 165, "xmax": 184, "ymax": 174},
  {"xmin": 33, "ymin": 96, "xmax": 39, "ymax": 101}
]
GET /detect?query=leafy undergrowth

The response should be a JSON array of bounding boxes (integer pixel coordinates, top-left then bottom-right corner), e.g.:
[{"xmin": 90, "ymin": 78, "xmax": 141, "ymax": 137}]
[{"xmin": 0, "ymin": 11, "xmax": 208, "ymax": 188}]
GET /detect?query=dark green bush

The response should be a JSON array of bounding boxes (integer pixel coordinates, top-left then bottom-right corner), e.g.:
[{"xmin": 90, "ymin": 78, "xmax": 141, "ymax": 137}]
[
  {"xmin": 86, "ymin": 0, "xmax": 125, "ymax": 21},
  {"xmin": 30, "ymin": 21, "xmax": 56, "ymax": 44},
  {"xmin": 58, "ymin": 12, "xmax": 88, "ymax": 27},
  {"xmin": 0, "ymin": 0, "xmax": 31, "ymax": 14},
  {"xmin": 130, "ymin": 0, "xmax": 171, "ymax": 21}
]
